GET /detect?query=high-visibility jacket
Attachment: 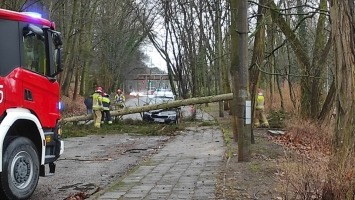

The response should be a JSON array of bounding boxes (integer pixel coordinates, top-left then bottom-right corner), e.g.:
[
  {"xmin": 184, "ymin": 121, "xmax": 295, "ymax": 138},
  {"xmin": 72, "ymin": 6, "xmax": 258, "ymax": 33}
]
[
  {"xmin": 256, "ymin": 94, "xmax": 265, "ymax": 110},
  {"xmin": 102, "ymin": 96, "xmax": 110, "ymax": 111},
  {"xmin": 92, "ymin": 92, "xmax": 103, "ymax": 111},
  {"xmin": 114, "ymin": 94, "xmax": 125, "ymax": 104}
]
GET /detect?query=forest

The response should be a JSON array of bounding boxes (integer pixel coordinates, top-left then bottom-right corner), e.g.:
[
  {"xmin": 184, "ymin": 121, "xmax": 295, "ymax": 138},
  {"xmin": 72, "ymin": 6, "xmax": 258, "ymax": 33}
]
[{"xmin": 1, "ymin": 0, "xmax": 355, "ymax": 199}]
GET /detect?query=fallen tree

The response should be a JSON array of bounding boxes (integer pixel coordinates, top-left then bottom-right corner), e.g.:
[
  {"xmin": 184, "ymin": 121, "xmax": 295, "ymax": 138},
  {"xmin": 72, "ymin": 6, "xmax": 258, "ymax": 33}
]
[{"xmin": 62, "ymin": 93, "xmax": 233, "ymax": 123}]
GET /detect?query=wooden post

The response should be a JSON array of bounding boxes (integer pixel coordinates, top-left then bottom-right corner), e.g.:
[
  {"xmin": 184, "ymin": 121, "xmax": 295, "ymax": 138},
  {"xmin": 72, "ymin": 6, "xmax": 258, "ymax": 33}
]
[{"xmin": 235, "ymin": 0, "xmax": 251, "ymax": 162}]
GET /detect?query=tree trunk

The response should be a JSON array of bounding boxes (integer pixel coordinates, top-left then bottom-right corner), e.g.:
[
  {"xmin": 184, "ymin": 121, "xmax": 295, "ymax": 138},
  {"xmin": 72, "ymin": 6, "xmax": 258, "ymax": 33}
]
[
  {"xmin": 318, "ymin": 80, "xmax": 335, "ymax": 123},
  {"xmin": 216, "ymin": 0, "xmax": 224, "ymax": 117},
  {"xmin": 309, "ymin": 0, "xmax": 328, "ymax": 118},
  {"xmin": 231, "ymin": 0, "xmax": 251, "ymax": 162},
  {"xmin": 230, "ymin": 0, "xmax": 239, "ymax": 142},
  {"xmin": 323, "ymin": 0, "xmax": 355, "ymax": 199},
  {"xmin": 73, "ymin": 66, "xmax": 80, "ymax": 101},
  {"xmin": 61, "ymin": 0, "xmax": 79, "ymax": 96},
  {"xmin": 249, "ymin": 0, "xmax": 266, "ymax": 144},
  {"xmin": 276, "ymin": 68, "xmax": 284, "ymax": 111}
]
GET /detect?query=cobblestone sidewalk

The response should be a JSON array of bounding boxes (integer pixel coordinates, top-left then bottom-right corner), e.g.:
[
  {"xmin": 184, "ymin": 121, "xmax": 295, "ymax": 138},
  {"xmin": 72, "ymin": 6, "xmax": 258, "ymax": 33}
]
[{"xmin": 91, "ymin": 125, "xmax": 225, "ymax": 200}]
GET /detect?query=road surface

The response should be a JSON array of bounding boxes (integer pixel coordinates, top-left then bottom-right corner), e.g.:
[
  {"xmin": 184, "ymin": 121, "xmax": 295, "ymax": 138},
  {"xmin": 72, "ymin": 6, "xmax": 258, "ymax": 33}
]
[
  {"xmin": 31, "ymin": 96, "xmax": 210, "ymax": 200},
  {"xmin": 31, "ymin": 134, "xmax": 171, "ymax": 200}
]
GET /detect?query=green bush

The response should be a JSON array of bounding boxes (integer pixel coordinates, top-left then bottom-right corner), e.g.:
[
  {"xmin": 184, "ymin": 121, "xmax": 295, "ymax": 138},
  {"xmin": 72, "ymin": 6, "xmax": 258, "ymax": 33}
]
[{"xmin": 267, "ymin": 109, "xmax": 288, "ymax": 128}]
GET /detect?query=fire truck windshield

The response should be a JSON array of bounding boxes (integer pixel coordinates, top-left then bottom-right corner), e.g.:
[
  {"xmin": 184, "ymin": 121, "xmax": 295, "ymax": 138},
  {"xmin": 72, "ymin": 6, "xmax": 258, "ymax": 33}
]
[{"xmin": 23, "ymin": 25, "xmax": 47, "ymax": 75}]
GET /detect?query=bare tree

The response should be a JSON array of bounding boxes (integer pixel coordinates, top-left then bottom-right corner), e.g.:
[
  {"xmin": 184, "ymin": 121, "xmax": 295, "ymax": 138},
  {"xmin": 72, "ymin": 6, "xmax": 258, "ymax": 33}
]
[
  {"xmin": 148, "ymin": 0, "xmax": 230, "ymax": 101},
  {"xmin": 322, "ymin": 0, "xmax": 355, "ymax": 199},
  {"xmin": 265, "ymin": 0, "xmax": 332, "ymax": 119}
]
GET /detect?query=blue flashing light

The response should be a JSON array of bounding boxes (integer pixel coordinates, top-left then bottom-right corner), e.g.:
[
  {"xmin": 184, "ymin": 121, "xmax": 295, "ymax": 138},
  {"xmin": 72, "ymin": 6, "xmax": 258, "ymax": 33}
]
[
  {"xmin": 58, "ymin": 101, "xmax": 64, "ymax": 111},
  {"xmin": 22, "ymin": 12, "xmax": 42, "ymax": 18}
]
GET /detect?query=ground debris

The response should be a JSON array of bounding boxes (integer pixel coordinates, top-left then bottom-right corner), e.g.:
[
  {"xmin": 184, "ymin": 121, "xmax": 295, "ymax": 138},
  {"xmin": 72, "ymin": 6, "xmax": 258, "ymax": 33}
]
[
  {"xmin": 63, "ymin": 192, "xmax": 89, "ymax": 200},
  {"xmin": 267, "ymin": 130, "xmax": 286, "ymax": 136}
]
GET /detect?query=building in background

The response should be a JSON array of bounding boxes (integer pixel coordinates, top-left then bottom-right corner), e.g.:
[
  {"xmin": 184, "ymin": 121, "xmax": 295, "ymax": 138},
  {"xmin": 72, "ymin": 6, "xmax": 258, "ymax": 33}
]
[{"xmin": 124, "ymin": 67, "xmax": 175, "ymax": 94}]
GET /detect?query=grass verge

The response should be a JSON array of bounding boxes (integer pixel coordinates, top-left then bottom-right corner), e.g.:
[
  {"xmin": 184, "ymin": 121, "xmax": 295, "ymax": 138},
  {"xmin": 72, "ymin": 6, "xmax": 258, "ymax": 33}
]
[{"xmin": 62, "ymin": 119, "xmax": 183, "ymax": 138}]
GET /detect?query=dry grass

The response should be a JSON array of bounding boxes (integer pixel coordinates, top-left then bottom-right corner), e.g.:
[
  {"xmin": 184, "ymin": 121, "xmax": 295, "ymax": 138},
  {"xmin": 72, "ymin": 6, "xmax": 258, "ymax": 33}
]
[
  {"xmin": 273, "ymin": 117, "xmax": 332, "ymax": 199},
  {"xmin": 278, "ymin": 139, "xmax": 355, "ymax": 199},
  {"xmin": 261, "ymin": 83, "xmax": 355, "ymax": 199},
  {"xmin": 61, "ymin": 95, "xmax": 87, "ymax": 117},
  {"xmin": 265, "ymin": 82, "xmax": 301, "ymax": 113},
  {"xmin": 268, "ymin": 85, "xmax": 355, "ymax": 199},
  {"xmin": 283, "ymin": 119, "xmax": 333, "ymax": 154},
  {"xmin": 324, "ymin": 149, "xmax": 355, "ymax": 199},
  {"xmin": 278, "ymin": 157, "xmax": 328, "ymax": 200}
]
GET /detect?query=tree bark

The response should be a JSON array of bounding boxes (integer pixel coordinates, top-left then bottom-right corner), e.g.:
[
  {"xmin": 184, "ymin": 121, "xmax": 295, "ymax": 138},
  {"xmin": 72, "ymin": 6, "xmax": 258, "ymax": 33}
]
[
  {"xmin": 318, "ymin": 80, "xmax": 335, "ymax": 123},
  {"xmin": 249, "ymin": 0, "xmax": 266, "ymax": 144},
  {"xmin": 230, "ymin": 0, "xmax": 239, "ymax": 142},
  {"xmin": 323, "ymin": 0, "xmax": 355, "ymax": 199},
  {"xmin": 231, "ymin": 0, "xmax": 251, "ymax": 162},
  {"xmin": 216, "ymin": 0, "xmax": 224, "ymax": 117}
]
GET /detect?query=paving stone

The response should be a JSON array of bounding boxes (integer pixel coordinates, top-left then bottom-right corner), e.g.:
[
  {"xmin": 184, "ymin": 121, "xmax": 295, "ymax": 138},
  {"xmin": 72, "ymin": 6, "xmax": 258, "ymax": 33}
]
[
  {"xmin": 97, "ymin": 191, "xmax": 125, "ymax": 199},
  {"xmin": 91, "ymin": 125, "xmax": 225, "ymax": 200}
]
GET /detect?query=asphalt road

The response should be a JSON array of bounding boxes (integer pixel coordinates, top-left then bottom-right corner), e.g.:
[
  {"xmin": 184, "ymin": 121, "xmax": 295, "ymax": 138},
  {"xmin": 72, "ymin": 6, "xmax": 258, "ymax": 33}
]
[
  {"xmin": 31, "ymin": 134, "xmax": 172, "ymax": 200},
  {"xmin": 30, "ymin": 96, "xmax": 196, "ymax": 200}
]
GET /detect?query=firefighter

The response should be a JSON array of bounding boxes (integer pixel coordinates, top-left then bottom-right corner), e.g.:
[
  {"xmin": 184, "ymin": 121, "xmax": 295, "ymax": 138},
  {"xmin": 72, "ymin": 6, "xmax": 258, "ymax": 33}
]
[
  {"xmin": 92, "ymin": 86, "xmax": 103, "ymax": 128},
  {"xmin": 101, "ymin": 93, "xmax": 112, "ymax": 124},
  {"xmin": 114, "ymin": 89, "xmax": 125, "ymax": 110},
  {"xmin": 84, "ymin": 95, "xmax": 93, "ymax": 114},
  {"xmin": 254, "ymin": 88, "xmax": 269, "ymax": 128}
]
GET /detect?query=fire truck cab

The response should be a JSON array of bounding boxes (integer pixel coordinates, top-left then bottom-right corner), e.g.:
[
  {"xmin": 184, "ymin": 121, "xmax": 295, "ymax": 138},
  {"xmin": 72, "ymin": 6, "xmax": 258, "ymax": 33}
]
[{"xmin": 0, "ymin": 9, "xmax": 64, "ymax": 199}]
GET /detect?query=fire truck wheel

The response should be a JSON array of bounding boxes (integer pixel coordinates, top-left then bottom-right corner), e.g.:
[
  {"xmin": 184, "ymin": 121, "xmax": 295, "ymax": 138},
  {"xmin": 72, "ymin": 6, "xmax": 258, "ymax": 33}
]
[{"xmin": 0, "ymin": 137, "xmax": 39, "ymax": 200}]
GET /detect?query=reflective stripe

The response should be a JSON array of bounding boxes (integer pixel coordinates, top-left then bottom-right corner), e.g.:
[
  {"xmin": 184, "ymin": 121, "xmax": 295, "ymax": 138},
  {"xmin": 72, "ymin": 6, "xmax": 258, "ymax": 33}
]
[
  {"xmin": 102, "ymin": 97, "xmax": 110, "ymax": 110},
  {"xmin": 115, "ymin": 94, "xmax": 125, "ymax": 103},
  {"xmin": 94, "ymin": 123, "xmax": 101, "ymax": 128},
  {"xmin": 92, "ymin": 93, "xmax": 103, "ymax": 110},
  {"xmin": 102, "ymin": 97, "xmax": 110, "ymax": 103}
]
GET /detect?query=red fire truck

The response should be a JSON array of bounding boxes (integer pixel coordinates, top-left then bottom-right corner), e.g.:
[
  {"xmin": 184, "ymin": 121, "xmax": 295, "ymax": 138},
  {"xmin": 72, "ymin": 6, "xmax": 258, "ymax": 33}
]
[{"xmin": 0, "ymin": 9, "xmax": 64, "ymax": 199}]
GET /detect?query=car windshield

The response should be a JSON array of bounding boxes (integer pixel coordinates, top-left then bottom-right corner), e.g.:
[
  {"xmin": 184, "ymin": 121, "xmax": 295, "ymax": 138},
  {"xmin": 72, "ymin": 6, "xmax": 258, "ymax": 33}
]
[
  {"xmin": 154, "ymin": 89, "xmax": 175, "ymax": 99},
  {"xmin": 148, "ymin": 96, "xmax": 174, "ymax": 105}
]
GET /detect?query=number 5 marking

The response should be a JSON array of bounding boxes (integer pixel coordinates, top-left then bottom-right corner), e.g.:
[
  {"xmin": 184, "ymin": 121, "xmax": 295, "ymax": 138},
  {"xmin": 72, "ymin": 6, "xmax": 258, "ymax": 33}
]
[{"xmin": 0, "ymin": 85, "xmax": 4, "ymax": 104}]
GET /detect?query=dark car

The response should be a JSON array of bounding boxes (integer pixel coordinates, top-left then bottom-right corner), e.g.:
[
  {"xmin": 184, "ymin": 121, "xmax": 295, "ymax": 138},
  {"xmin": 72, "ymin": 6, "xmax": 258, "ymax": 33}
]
[{"xmin": 142, "ymin": 96, "xmax": 180, "ymax": 124}]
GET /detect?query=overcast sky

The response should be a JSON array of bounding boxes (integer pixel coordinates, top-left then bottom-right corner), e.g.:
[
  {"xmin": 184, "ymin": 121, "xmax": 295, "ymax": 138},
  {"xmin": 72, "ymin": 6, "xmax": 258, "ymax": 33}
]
[{"xmin": 145, "ymin": 44, "xmax": 167, "ymax": 72}]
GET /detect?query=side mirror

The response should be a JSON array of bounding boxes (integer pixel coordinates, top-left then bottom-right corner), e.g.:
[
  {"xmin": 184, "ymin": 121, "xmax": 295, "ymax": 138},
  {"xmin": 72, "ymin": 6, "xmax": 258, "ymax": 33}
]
[
  {"xmin": 53, "ymin": 33, "xmax": 63, "ymax": 73},
  {"xmin": 49, "ymin": 48, "xmax": 63, "ymax": 77},
  {"xmin": 53, "ymin": 32, "xmax": 63, "ymax": 47},
  {"xmin": 56, "ymin": 48, "xmax": 63, "ymax": 72}
]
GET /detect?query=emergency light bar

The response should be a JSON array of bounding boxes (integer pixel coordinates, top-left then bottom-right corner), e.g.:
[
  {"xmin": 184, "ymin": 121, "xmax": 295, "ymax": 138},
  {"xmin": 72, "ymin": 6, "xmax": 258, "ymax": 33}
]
[{"xmin": 22, "ymin": 12, "xmax": 42, "ymax": 18}]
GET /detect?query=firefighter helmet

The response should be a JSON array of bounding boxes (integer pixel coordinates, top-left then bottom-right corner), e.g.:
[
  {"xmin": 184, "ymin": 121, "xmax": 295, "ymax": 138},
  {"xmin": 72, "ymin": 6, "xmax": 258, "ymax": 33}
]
[{"xmin": 95, "ymin": 86, "xmax": 103, "ymax": 93}]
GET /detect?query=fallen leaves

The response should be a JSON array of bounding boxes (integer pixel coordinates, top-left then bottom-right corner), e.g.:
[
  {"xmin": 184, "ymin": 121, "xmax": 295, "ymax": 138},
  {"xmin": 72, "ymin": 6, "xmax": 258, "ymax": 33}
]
[
  {"xmin": 271, "ymin": 128, "xmax": 331, "ymax": 161},
  {"xmin": 64, "ymin": 192, "xmax": 89, "ymax": 200}
]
